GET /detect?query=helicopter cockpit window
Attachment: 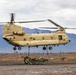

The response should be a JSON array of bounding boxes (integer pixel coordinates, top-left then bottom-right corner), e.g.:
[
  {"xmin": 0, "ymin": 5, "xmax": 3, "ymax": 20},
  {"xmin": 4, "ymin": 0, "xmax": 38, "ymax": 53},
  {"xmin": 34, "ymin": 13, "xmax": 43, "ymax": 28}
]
[{"xmin": 58, "ymin": 35, "xmax": 62, "ymax": 40}]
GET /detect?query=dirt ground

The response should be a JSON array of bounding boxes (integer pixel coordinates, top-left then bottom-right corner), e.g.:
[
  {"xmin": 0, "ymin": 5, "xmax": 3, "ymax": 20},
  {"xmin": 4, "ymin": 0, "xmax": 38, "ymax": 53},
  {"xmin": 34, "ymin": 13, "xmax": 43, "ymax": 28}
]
[{"xmin": 0, "ymin": 64, "xmax": 76, "ymax": 75}]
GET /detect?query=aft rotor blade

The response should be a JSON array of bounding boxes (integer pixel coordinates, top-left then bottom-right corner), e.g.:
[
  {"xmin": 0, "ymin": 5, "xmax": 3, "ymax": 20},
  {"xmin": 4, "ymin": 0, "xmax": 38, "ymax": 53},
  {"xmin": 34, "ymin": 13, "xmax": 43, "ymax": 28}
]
[
  {"xmin": 14, "ymin": 20, "xmax": 46, "ymax": 23},
  {"xmin": 64, "ymin": 27, "xmax": 76, "ymax": 29},
  {"xmin": 39, "ymin": 27, "xmax": 58, "ymax": 29},
  {"xmin": 47, "ymin": 19, "xmax": 64, "ymax": 29},
  {"xmin": 0, "ymin": 13, "xmax": 15, "ymax": 24},
  {"xmin": 39, "ymin": 27, "xmax": 76, "ymax": 29}
]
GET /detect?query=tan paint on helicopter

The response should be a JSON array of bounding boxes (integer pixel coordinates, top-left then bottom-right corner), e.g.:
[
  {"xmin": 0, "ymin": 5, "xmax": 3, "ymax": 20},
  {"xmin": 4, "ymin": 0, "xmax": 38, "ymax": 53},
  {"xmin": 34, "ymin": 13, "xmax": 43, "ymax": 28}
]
[{"xmin": 3, "ymin": 24, "xmax": 70, "ymax": 47}]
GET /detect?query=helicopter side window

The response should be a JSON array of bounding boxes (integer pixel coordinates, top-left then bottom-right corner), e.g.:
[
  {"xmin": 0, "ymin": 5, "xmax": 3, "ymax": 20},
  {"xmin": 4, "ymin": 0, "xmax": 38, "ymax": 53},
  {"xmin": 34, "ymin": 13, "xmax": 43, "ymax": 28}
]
[
  {"xmin": 33, "ymin": 38, "xmax": 35, "ymax": 40},
  {"xmin": 13, "ymin": 37, "xmax": 15, "ymax": 39},
  {"xmin": 24, "ymin": 38, "xmax": 26, "ymax": 41},
  {"xmin": 51, "ymin": 37, "xmax": 53, "ymax": 40},
  {"xmin": 59, "ymin": 35, "xmax": 62, "ymax": 40},
  {"xmin": 42, "ymin": 37, "xmax": 45, "ymax": 40},
  {"xmin": 7, "ymin": 28, "xmax": 9, "ymax": 30},
  {"xmin": 30, "ymin": 37, "xmax": 32, "ymax": 39}
]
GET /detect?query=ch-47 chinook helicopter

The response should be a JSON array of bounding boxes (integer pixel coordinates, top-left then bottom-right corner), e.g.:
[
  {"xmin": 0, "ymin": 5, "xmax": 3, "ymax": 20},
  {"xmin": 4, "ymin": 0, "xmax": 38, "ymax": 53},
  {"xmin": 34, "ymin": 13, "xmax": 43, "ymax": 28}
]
[{"xmin": 1, "ymin": 13, "xmax": 76, "ymax": 52}]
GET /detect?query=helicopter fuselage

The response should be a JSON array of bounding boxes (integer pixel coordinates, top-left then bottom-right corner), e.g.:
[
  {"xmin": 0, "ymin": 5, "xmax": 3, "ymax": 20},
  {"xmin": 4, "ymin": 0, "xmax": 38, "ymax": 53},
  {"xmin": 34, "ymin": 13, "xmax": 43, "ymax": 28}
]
[{"xmin": 3, "ymin": 24, "xmax": 70, "ymax": 49}]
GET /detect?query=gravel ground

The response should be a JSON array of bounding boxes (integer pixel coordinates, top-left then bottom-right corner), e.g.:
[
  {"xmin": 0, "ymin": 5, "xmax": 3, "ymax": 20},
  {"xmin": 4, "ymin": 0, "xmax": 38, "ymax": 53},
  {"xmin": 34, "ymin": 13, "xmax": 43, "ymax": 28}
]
[{"xmin": 0, "ymin": 64, "xmax": 76, "ymax": 75}]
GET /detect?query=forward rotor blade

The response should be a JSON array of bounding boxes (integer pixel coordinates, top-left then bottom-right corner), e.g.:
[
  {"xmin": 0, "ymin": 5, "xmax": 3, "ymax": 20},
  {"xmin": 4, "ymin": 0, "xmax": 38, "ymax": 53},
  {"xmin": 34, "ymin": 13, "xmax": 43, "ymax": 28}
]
[
  {"xmin": 10, "ymin": 13, "xmax": 14, "ymax": 24},
  {"xmin": 47, "ymin": 19, "xmax": 64, "ymax": 29},
  {"xmin": 0, "ymin": 20, "xmax": 45, "ymax": 24},
  {"xmin": 0, "ymin": 22, "xmax": 10, "ymax": 24},
  {"xmin": 39, "ymin": 27, "xmax": 58, "ymax": 29},
  {"xmin": 0, "ymin": 13, "xmax": 15, "ymax": 24},
  {"xmin": 14, "ymin": 20, "xmax": 46, "ymax": 23}
]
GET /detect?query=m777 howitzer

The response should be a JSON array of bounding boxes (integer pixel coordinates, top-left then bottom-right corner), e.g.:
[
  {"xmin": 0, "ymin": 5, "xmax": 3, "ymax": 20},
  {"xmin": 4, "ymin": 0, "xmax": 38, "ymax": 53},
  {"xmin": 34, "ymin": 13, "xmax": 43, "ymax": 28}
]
[{"xmin": 23, "ymin": 56, "xmax": 48, "ymax": 65}]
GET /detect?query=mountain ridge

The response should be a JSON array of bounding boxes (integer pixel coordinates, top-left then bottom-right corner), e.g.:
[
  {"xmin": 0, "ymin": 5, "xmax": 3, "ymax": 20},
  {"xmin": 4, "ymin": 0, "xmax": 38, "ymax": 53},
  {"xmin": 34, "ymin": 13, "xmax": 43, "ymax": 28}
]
[{"xmin": 0, "ymin": 25, "xmax": 76, "ymax": 53}]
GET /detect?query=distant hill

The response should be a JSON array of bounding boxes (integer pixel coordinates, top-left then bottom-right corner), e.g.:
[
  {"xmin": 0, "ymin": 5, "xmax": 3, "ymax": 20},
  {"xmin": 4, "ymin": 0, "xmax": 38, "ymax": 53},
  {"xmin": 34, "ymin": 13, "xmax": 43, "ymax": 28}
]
[{"xmin": 0, "ymin": 25, "xmax": 76, "ymax": 53}]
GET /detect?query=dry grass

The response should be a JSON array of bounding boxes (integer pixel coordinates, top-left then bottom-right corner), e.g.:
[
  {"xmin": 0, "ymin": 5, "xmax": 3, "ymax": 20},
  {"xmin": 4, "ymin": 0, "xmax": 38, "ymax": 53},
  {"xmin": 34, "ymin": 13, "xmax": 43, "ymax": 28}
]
[{"xmin": 0, "ymin": 53, "xmax": 76, "ymax": 64}]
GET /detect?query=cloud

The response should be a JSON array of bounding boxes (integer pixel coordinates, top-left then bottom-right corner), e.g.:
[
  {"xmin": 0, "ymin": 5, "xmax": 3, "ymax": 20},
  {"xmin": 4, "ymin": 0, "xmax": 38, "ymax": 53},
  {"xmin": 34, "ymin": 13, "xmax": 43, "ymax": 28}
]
[{"xmin": 0, "ymin": 0, "xmax": 76, "ymax": 33}]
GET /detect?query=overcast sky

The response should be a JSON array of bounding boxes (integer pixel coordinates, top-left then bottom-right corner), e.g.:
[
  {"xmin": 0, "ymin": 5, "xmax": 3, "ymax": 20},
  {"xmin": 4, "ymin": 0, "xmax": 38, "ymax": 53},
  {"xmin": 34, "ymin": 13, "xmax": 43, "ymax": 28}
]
[{"xmin": 0, "ymin": 0, "xmax": 76, "ymax": 34}]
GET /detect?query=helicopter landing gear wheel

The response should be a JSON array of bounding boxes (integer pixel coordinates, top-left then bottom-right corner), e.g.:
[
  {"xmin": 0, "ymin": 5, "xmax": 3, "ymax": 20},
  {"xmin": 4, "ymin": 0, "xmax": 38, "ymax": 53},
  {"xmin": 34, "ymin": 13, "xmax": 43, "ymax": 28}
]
[
  {"xmin": 49, "ymin": 46, "xmax": 52, "ymax": 50},
  {"xmin": 13, "ymin": 46, "xmax": 16, "ymax": 50},
  {"xmin": 43, "ymin": 46, "xmax": 46, "ymax": 50},
  {"xmin": 18, "ymin": 46, "xmax": 21, "ymax": 50}
]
